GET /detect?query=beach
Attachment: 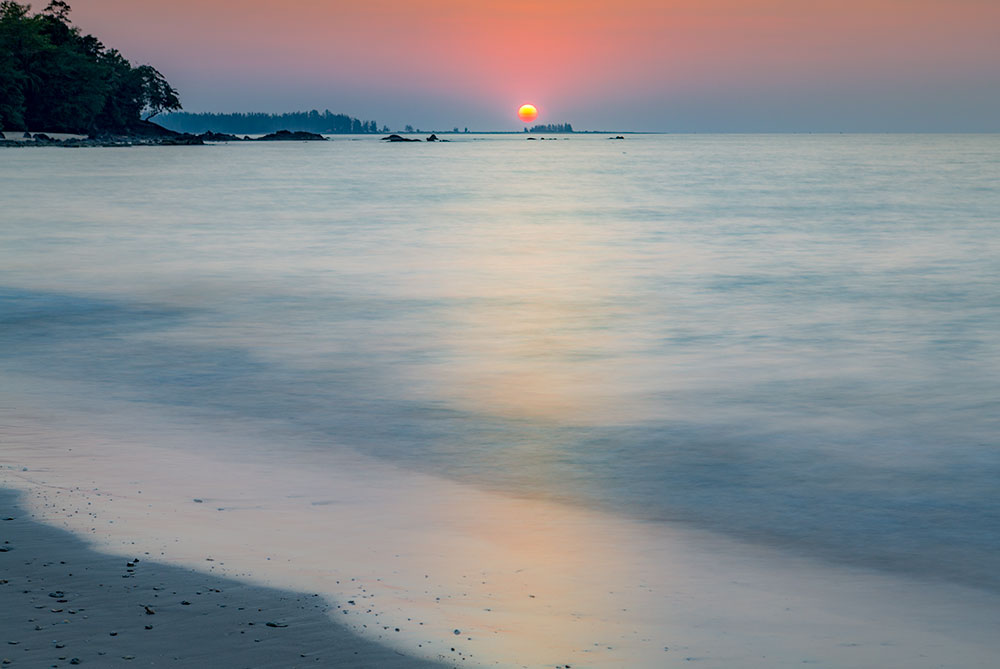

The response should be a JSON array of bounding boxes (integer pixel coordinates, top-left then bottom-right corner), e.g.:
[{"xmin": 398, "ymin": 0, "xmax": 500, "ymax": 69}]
[{"xmin": 0, "ymin": 489, "xmax": 449, "ymax": 669}]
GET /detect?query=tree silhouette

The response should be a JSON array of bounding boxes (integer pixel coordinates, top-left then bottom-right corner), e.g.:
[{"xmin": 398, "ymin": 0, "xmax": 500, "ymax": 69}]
[
  {"xmin": 0, "ymin": 1, "xmax": 182, "ymax": 132},
  {"xmin": 136, "ymin": 64, "xmax": 180, "ymax": 120},
  {"xmin": 156, "ymin": 110, "xmax": 383, "ymax": 135},
  {"xmin": 42, "ymin": 0, "xmax": 69, "ymax": 22},
  {"xmin": 529, "ymin": 123, "xmax": 574, "ymax": 133}
]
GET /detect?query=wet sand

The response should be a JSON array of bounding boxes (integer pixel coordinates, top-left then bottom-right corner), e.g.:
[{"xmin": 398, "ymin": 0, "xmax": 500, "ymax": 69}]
[
  {"xmin": 3, "ymin": 390, "xmax": 1000, "ymax": 668},
  {"xmin": 0, "ymin": 488, "xmax": 449, "ymax": 669}
]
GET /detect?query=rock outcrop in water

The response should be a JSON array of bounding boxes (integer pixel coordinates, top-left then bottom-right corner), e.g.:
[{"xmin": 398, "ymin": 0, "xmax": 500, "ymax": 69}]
[
  {"xmin": 257, "ymin": 130, "xmax": 326, "ymax": 141},
  {"xmin": 198, "ymin": 131, "xmax": 242, "ymax": 142},
  {"xmin": 158, "ymin": 134, "xmax": 204, "ymax": 145},
  {"xmin": 381, "ymin": 134, "xmax": 420, "ymax": 142}
]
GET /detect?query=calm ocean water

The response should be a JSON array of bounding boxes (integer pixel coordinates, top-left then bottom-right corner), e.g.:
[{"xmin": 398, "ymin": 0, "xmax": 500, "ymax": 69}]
[{"xmin": 2, "ymin": 134, "xmax": 999, "ymax": 590}]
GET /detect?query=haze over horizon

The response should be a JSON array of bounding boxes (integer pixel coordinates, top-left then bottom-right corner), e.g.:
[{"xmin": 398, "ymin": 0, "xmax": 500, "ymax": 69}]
[{"xmin": 69, "ymin": 0, "xmax": 1000, "ymax": 132}]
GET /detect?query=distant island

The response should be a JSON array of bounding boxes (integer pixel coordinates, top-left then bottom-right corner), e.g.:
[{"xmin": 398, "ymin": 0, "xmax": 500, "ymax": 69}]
[
  {"xmin": 158, "ymin": 111, "xmax": 385, "ymax": 136},
  {"xmin": 0, "ymin": 1, "xmax": 181, "ymax": 136},
  {"xmin": 529, "ymin": 123, "xmax": 574, "ymax": 133}
]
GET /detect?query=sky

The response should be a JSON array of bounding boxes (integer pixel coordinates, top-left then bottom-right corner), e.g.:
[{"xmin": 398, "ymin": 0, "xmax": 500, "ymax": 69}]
[{"xmin": 69, "ymin": 0, "xmax": 1000, "ymax": 132}]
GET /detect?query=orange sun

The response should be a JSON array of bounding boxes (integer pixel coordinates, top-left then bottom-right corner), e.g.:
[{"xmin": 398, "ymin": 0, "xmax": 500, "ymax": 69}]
[{"xmin": 517, "ymin": 104, "xmax": 538, "ymax": 123}]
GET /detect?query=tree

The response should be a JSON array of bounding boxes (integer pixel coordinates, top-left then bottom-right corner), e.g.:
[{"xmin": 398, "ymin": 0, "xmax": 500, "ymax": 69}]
[
  {"xmin": 1, "ymin": 1, "xmax": 49, "ymax": 130},
  {"xmin": 28, "ymin": 4, "xmax": 108, "ymax": 132},
  {"xmin": 95, "ymin": 48, "xmax": 143, "ymax": 130},
  {"xmin": 42, "ymin": 0, "xmax": 70, "ymax": 22},
  {"xmin": 135, "ymin": 64, "xmax": 180, "ymax": 120},
  {"xmin": 0, "ymin": 4, "xmax": 28, "ymax": 128},
  {"xmin": 0, "ymin": 60, "xmax": 25, "ymax": 128}
]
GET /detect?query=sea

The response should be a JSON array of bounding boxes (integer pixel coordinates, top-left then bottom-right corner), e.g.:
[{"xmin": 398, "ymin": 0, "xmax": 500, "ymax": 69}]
[{"xmin": 2, "ymin": 134, "xmax": 999, "ymax": 667}]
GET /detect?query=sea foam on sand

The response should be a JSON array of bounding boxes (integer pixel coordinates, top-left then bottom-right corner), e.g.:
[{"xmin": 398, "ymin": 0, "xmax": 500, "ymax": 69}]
[{"xmin": 2, "ymin": 380, "xmax": 999, "ymax": 668}]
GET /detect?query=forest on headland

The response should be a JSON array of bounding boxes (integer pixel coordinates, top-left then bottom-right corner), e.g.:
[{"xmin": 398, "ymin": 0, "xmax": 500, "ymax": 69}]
[
  {"xmin": 159, "ymin": 111, "xmax": 384, "ymax": 135},
  {"xmin": 0, "ymin": 1, "xmax": 180, "ymax": 133}
]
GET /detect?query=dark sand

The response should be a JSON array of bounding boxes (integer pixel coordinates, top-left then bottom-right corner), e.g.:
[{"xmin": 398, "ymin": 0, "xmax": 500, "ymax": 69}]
[{"xmin": 0, "ymin": 488, "xmax": 451, "ymax": 668}]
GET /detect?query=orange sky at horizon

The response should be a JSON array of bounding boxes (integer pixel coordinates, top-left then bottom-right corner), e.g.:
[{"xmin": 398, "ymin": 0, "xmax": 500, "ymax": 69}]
[{"xmin": 67, "ymin": 0, "xmax": 1000, "ymax": 130}]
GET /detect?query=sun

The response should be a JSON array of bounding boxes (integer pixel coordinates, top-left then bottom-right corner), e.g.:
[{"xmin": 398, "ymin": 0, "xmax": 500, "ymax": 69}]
[{"xmin": 517, "ymin": 104, "xmax": 538, "ymax": 123}]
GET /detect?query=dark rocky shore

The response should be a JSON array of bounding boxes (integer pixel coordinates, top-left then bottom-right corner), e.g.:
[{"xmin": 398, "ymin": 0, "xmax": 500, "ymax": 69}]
[
  {"xmin": 0, "ymin": 123, "xmax": 328, "ymax": 148},
  {"xmin": 0, "ymin": 488, "xmax": 449, "ymax": 669}
]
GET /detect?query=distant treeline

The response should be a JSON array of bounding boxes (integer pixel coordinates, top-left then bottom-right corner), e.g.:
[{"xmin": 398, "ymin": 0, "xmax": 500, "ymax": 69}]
[
  {"xmin": 529, "ymin": 123, "xmax": 574, "ymax": 133},
  {"xmin": 158, "ymin": 110, "xmax": 385, "ymax": 135},
  {"xmin": 0, "ymin": 1, "xmax": 181, "ymax": 133}
]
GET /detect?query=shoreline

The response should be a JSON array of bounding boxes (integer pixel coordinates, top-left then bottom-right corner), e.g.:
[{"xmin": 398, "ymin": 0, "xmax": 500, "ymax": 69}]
[
  {"xmin": 3, "ymin": 388, "xmax": 1000, "ymax": 668},
  {"xmin": 0, "ymin": 487, "xmax": 451, "ymax": 669},
  {"xmin": 0, "ymin": 128, "xmax": 329, "ymax": 148}
]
